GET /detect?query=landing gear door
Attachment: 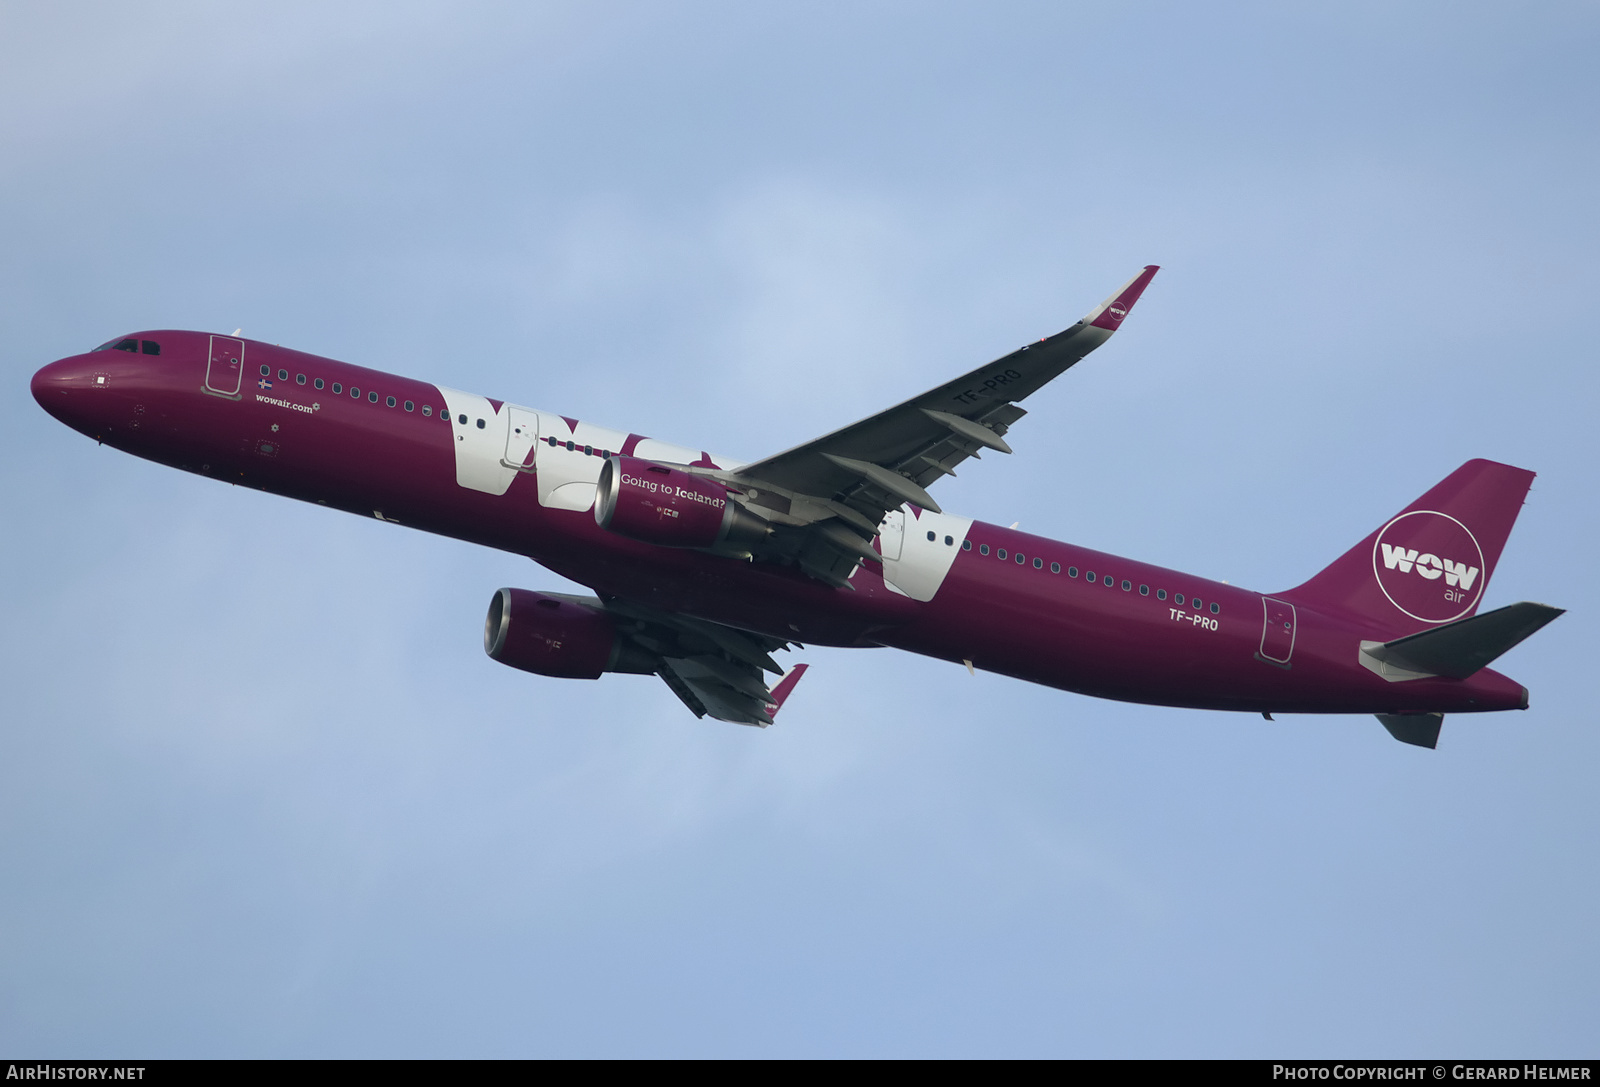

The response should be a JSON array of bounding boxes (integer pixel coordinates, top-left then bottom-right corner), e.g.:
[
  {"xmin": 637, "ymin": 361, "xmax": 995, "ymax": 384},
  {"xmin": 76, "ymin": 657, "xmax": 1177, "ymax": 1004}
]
[
  {"xmin": 502, "ymin": 407, "xmax": 540, "ymax": 472},
  {"xmin": 1258, "ymin": 596, "xmax": 1297, "ymax": 665},
  {"xmin": 205, "ymin": 336, "xmax": 244, "ymax": 398}
]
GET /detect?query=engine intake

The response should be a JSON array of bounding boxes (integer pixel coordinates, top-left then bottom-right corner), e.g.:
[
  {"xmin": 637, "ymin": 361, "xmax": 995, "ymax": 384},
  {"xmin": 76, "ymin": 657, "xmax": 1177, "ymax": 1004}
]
[
  {"xmin": 594, "ymin": 456, "xmax": 768, "ymax": 550},
  {"xmin": 484, "ymin": 588, "xmax": 655, "ymax": 679}
]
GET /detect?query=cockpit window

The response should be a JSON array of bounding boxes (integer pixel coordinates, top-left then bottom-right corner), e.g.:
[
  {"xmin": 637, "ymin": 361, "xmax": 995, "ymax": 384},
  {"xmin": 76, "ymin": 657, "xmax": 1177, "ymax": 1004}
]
[{"xmin": 91, "ymin": 337, "xmax": 160, "ymax": 355}]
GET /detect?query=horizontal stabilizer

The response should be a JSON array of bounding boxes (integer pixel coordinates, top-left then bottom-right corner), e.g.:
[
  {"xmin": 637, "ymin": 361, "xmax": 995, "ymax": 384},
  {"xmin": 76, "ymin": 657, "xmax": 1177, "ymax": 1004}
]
[
  {"xmin": 1366, "ymin": 602, "xmax": 1564, "ymax": 680},
  {"xmin": 1377, "ymin": 713, "xmax": 1444, "ymax": 749}
]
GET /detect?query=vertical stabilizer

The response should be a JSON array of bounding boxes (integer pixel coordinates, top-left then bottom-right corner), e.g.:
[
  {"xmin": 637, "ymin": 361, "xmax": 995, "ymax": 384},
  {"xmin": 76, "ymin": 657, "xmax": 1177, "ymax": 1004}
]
[{"xmin": 1285, "ymin": 459, "xmax": 1534, "ymax": 636}]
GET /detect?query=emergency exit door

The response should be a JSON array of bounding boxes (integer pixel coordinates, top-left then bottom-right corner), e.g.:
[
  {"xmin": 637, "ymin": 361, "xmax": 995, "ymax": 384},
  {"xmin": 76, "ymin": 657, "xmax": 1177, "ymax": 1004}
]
[{"xmin": 1258, "ymin": 596, "xmax": 1297, "ymax": 665}]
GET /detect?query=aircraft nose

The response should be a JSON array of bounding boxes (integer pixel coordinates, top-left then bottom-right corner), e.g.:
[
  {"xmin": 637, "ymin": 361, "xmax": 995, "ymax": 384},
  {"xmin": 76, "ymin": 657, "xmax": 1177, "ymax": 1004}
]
[{"xmin": 32, "ymin": 355, "xmax": 104, "ymax": 430}]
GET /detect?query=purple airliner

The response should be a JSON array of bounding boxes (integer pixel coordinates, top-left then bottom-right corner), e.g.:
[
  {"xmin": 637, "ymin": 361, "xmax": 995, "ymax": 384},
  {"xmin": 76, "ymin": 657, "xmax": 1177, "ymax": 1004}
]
[{"xmin": 30, "ymin": 267, "xmax": 1561, "ymax": 747}]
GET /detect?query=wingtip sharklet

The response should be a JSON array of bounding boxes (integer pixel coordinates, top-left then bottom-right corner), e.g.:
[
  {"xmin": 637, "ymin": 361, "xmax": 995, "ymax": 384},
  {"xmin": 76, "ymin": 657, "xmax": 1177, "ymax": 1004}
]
[
  {"xmin": 764, "ymin": 663, "xmax": 809, "ymax": 719},
  {"xmin": 1086, "ymin": 264, "xmax": 1159, "ymax": 331}
]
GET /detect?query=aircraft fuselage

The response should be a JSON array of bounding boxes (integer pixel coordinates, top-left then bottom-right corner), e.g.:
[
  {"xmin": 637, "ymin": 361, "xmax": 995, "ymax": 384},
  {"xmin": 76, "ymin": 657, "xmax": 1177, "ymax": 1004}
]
[{"xmin": 31, "ymin": 330, "xmax": 1531, "ymax": 721}]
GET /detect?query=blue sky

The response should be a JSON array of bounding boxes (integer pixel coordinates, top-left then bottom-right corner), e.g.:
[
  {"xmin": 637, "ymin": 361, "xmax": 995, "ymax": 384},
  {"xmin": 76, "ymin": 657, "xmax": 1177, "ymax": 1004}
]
[{"xmin": 3, "ymin": 1, "xmax": 1597, "ymax": 1056}]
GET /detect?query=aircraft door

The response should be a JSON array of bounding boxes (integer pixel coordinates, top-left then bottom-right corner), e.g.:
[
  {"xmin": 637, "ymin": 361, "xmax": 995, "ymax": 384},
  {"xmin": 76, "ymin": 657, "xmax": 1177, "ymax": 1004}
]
[
  {"xmin": 205, "ymin": 335, "xmax": 244, "ymax": 397},
  {"xmin": 1258, "ymin": 596, "xmax": 1297, "ymax": 665},
  {"xmin": 502, "ymin": 407, "xmax": 540, "ymax": 472}
]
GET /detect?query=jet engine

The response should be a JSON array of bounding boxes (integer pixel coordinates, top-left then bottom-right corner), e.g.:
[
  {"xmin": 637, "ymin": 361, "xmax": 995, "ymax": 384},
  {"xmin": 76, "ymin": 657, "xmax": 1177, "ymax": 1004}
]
[
  {"xmin": 594, "ymin": 456, "xmax": 769, "ymax": 550},
  {"xmin": 483, "ymin": 588, "xmax": 655, "ymax": 679}
]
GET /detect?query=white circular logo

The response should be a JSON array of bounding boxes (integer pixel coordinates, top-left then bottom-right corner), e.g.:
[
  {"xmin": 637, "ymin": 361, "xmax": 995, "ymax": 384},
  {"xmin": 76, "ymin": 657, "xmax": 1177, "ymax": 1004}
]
[{"xmin": 1370, "ymin": 510, "xmax": 1486, "ymax": 624}]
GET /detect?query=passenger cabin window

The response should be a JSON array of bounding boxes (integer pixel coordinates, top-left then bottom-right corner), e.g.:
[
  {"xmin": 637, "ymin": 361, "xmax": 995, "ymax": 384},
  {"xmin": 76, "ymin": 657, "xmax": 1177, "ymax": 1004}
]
[
  {"xmin": 1068, "ymin": 566, "xmax": 1078, "ymax": 578},
  {"xmin": 1210, "ymin": 603, "xmax": 1221, "ymax": 614},
  {"xmin": 1050, "ymin": 562, "xmax": 1060, "ymax": 574},
  {"xmin": 386, "ymin": 396, "xmax": 396, "ymax": 407},
  {"xmin": 458, "ymin": 414, "xmax": 468, "ymax": 425},
  {"xmin": 979, "ymin": 544, "xmax": 989, "ymax": 556},
  {"xmin": 296, "ymin": 374, "xmax": 306, "ymax": 385},
  {"xmin": 422, "ymin": 406, "xmax": 431, "ymax": 416},
  {"xmin": 332, "ymin": 383, "xmax": 342, "ymax": 394},
  {"xmin": 315, "ymin": 378, "xmax": 324, "ymax": 390},
  {"xmin": 368, "ymin": 391, "xmax": 379, "ymax": 403},
  {"xmin": 962, "ymin": 540, "xmax": 972, "ymax": 551},
  {"xmin": 1157, "ymin": 589, "xmax": 1167, "ymax": 600}
]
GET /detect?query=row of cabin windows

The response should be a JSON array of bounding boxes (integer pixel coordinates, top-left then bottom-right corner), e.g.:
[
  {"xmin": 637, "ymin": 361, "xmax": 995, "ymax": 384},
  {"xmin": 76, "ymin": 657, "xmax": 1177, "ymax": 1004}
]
[
  {"xmin": 545, "ymin": 435, "xmax": 616, "ymax": 458},
  {"xmin": 259, "ymin": 364, "xmax": 448, "ymax": 419},
  {"xmin": 254, "ymin": 364, "xmax": 621, "ymax": 445},
  {"xmin": 959, "ymin": 537, "xmax": 1222, "ymax": 615},
  {"xmin": 253, "ymin": 365, "xmax": 642, "ymax": 447}
]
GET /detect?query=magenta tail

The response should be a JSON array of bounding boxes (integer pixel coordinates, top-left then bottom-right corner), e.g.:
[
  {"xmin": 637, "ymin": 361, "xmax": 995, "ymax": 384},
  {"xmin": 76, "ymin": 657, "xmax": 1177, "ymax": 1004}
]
[{"xmin": 1283, "ymin": 459, "xmax": 1535, "ymax": 636}]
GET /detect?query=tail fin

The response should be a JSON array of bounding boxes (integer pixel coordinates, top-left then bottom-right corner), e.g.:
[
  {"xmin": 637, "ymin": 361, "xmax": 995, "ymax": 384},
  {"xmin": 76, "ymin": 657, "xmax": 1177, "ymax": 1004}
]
[{"xmin": 1285, "ymin": 459, "xmax": 1535, "ymax": 634}]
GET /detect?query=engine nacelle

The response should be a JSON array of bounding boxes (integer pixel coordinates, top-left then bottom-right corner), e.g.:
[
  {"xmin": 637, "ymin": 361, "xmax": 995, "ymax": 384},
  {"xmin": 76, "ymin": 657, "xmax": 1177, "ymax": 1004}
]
[
  {"xmin": 594, "ymin": 456, "xmax": 768, "ymax": 550},
  {"xmin": 483, "ymin": 588, "xmax": 654, "ymax": 679}
]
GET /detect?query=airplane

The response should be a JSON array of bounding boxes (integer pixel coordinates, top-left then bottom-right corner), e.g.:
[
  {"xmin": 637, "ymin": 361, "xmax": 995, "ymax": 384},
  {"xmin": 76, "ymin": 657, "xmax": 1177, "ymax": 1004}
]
[{"xmin": 30, "ymin": 266, "xmax": 1563, "ymax": 748}]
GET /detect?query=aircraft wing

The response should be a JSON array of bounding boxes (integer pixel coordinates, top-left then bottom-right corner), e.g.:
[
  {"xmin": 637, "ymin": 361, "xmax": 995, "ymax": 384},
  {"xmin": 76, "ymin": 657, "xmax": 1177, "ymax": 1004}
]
[
  {"xmin": 715, "ymin": 265, "xmax": 1159, "ymax": 586},
  {"xmin": 596, "ymin": 595, "xmax": 808, "ymax": 727}
]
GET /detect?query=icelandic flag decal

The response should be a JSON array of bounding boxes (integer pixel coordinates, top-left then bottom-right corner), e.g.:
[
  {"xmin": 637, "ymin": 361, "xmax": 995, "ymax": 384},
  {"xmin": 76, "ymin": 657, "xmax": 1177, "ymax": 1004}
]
[{"xmin": 258, "ymin": 378, "xmax": 272, "ymax": 389}]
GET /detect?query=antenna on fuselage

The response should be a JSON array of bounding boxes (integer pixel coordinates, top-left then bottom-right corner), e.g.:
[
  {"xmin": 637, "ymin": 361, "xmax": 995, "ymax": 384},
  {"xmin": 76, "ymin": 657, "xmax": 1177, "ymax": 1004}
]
[{"xmin": 233, "ymin": 329, "xmax": 242, "ymax": 336}]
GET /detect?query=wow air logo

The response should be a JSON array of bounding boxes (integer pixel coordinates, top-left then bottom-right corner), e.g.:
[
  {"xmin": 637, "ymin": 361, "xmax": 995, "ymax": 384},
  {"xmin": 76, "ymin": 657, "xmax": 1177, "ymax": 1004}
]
[{"xmin": 1370, "ymin": 510, "xmax": 1485, "ymax": 623}]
